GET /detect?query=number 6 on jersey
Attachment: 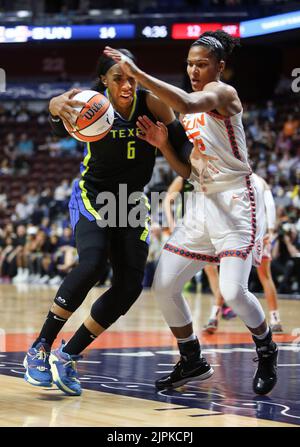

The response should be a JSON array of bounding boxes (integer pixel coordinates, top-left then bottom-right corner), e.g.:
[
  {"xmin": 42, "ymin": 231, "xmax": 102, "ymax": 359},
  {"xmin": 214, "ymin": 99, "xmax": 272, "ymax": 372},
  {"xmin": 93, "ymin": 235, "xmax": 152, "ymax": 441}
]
[{"xmin": 127, "ymin": 140, "xmax": 135, "ymax": 159}]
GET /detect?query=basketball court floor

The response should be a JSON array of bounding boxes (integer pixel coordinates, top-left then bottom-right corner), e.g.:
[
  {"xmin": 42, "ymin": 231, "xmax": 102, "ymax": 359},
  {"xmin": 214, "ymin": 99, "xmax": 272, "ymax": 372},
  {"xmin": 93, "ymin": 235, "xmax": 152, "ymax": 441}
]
[{"xmin": 0, "ymin": 283, "xmax": 299, "ymax": 427}]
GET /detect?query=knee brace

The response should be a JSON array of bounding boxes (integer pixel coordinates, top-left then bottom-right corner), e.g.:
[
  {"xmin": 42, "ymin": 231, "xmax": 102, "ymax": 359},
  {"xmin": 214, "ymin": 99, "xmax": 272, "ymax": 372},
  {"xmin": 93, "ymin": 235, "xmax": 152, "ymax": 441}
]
[
  {"xmin": 54, "ymin": 247, "xmax": 107, "ymax": 313},
  {"xmin": 90, "ymin": 271, "xmax": 143, "ymax": 328}
]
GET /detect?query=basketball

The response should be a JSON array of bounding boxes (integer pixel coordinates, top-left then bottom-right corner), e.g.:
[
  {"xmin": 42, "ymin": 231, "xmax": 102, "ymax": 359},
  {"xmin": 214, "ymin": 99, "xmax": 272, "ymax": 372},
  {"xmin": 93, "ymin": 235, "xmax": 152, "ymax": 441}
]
[{"xmin": 63, "ymin": 90, "xmax": 114, "ymax": 142}]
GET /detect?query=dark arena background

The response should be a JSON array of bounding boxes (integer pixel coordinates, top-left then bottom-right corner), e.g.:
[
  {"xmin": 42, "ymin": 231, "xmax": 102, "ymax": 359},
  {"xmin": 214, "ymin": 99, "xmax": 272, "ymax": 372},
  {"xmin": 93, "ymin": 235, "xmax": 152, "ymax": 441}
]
[{"xmin": 0, "ymin": 0, "xmax": 300, "ymax": 434}]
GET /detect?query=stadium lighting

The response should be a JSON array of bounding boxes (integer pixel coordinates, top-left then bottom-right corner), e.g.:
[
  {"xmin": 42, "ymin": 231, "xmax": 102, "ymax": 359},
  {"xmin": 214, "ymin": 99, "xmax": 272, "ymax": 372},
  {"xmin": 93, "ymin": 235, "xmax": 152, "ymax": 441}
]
[
  {"xmin": 16, "ymin": 10, "xmax": 31, "ymax": 18},
  {"xmin": 88, "ymin": 10, "xmax": 102, "ymax": 16}
]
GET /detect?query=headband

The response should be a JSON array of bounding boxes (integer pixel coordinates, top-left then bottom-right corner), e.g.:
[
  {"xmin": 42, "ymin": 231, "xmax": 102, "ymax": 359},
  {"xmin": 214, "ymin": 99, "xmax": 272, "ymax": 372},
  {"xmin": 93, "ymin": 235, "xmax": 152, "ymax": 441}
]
[
  {"xmin": 98, "ymin": 58, "xmax": 118, "ymax": 76},
  {"xmin": 192, "ymin": 35, "xmax": 225, "ymax": 59}
]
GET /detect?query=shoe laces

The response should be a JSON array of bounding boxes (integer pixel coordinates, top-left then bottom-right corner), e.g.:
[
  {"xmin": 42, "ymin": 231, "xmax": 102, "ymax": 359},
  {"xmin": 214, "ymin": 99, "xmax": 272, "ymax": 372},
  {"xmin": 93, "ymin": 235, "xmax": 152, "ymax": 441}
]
[
  {"xmin": 253, "ymin": 345, "xmax": 276, "ymax": 363},
  {"xmin": 175, "ymin": 354, "xmax": 203, "ymax": 370},
  {"xmin": 173, "ymin": 359, "xmax": 184, "ymax": 371},
  {"xmin": 31, "ymin": 348, "xmax": 50, "ymax": 371},
  {"xmin": 33, "ymin": 349, "xmax": 48, "ymax": 363},
  {"xmin": 60, "ymin": 355, "xmax": 82, "ymax": 379}
]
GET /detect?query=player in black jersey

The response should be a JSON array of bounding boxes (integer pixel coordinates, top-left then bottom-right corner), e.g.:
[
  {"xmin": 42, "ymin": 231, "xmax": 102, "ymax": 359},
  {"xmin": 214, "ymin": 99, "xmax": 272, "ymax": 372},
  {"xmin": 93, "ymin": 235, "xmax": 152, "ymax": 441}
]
[{"xmin": 23, "ymin": 49, "xmax": 196, "ymax": 396}]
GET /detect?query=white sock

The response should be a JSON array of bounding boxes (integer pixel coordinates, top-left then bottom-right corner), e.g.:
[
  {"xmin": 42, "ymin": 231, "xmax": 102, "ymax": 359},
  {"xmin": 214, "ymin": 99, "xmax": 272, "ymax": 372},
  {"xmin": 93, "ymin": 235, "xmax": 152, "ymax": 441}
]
[
  {"xmin": 17, "ymin": 267, "xmax": 23, "ymax": 275},
  {"xmin": 270, "ymin": 310, "xmax": 280, "ymax": 325},
  {"xmin": 253, "ymin": 327, "xmax": 270, "ymax": 340},
  {"xmin": 209, "ymin": 305, "xmax": 221, "ymax": 321},
  {"xmin": 177, "ymin": 333, "xmax": 197, "ymax": 344}
]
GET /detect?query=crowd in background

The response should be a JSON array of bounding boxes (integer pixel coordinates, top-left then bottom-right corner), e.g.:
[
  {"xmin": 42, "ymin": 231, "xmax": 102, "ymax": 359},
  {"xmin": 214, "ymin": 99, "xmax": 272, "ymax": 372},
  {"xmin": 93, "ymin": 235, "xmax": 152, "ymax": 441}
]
[{"xmin": 0, "ymin": 84, "xmax": 299, "ymax": 294}]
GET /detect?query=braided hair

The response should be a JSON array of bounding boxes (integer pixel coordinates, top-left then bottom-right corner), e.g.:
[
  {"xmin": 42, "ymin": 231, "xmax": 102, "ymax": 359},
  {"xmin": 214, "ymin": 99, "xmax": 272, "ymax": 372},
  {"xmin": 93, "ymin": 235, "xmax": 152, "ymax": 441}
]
[{"xmin": 191, "ymin": 30, "xmax": 240, "ymax": 62}]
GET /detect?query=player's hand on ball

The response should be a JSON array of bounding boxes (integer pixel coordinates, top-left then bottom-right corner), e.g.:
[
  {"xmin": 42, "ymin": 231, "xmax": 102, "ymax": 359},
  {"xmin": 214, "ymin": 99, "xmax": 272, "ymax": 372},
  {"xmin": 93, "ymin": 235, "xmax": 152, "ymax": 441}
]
[
  {"xmin": 137, "ymin": 115, "xmax": 168, "ymax": 149},
  {"xmin": 103, "ymin": 46, "xmax": 141, "ymax": 78},
  {"xmin": 49, "ymin": 89, "xmax": 88, "ymax": 129},
  {"xmin": 190, "ymin": 140, "xmax": 219, "ymax": 192}
]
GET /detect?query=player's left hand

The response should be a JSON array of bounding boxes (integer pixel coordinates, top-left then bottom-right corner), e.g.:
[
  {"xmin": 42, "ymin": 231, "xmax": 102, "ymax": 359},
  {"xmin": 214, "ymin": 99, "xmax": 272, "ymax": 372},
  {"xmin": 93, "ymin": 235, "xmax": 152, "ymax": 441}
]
[
  {"xmin": 136, "ymin": 115, "xmax": 168, "ymax": 149},
  {"xmin": 103, "ymin": 47, "xmax": 141, "ymax": 78}
]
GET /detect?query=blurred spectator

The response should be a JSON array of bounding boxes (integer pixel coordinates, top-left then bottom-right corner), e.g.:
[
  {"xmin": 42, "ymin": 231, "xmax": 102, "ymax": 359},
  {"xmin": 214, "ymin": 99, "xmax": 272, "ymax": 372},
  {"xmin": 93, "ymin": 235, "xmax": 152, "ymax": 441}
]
[
  {"xmin": 49, "ymin": 136, "xmax": 63, "ymax": 157},
  {"xmin": 275, "ymin": 131, "xmax": 293, "ymax": 153},
  {"xmin": 26, "ymin": 188, "xmax": 40, "ymax": 207},
  {"xmin": 261, "ymin": 100, "xmax": 276, "ymax": 123},
  {"xmin": 274, "ymin": 74, "xmax": 291, "ymax": 96},
  {"xmin": 0, "ymin": 236, "xmax": 16, "ymax": 282},
  {"xmin": 248, "ymin": 118, "xmax": 263, "ymax": 141},
  {"xmin": 0, "ymin": 158, "xmax": 13, "ymax": 175},
  {"xmin": 14, "ymin": 195, "xmax": 34, "ymax": 223},
  {"xmin": 283, "ymin": 114, "xmax": 299, "ymax": 138},
  {"xmin": 260, "ymin": 122, "xmax": 276, "ymax": 149},
  {"xmin": 0, "ymin": 187, "xmax": 7, "ymax": 210},
  {"xmin": 60, "ymin": 136, "xmax": 78, "ymax": 156},
  {"xmin": 3, "ymin": 133, "xmax": 18, "ymax": 166},
  {"xmin": 278, "ymin": 153, "xmax": 297, "ymax": 178},
  {"xmin": 0, "ymin": 105, "xmax": 7, "ymax": 124},
  {"xmin": 54, "ymin": 179, "xmax": 71, "ymax": 214},
  {"xmin": 11, "ymin": 224, "xmax": 28, "ymax": 283},
  {"xmin": 16, "ymin": 133, "xmax": 34, "ymax": 156},
  {"xmin": 58, "ymin": 226, "xmax": 75, "ymax": 247},
  {"xmin": 37, "ymin": 112, "xmax": 48, "ymax": 125},
  {"xmin": 15, "ymin": 105, "xmax": 31, "ymax": 123},
  {"xmin": 38, "ymin": 187, "xmax": 56, "ymax": 219},
  {"xmin": 272, "ymin": 224, "xmax": 300, "ymax": 294}
]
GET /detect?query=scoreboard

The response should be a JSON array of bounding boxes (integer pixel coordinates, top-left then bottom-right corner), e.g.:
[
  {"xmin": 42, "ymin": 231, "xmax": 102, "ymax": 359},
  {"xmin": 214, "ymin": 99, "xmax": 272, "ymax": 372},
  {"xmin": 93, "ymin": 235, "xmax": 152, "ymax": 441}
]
[
  {"xmin": 171, "ymin": 23, "xmax": 240, "ymax": 39},
  {"xmin": 0, "ymin": 22, "xmax": 239, "ymax": 43},
  {"xmin": 0, "ymin": 10, "xmax": 299, "ymax": 43}
]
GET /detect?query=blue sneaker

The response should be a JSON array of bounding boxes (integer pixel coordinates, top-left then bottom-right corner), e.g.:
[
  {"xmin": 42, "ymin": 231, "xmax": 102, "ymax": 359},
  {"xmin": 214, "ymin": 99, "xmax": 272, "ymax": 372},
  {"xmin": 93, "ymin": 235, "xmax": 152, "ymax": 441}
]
[
  {"xmin": 49, "ymin": 340, "xmax": 82, "ymax": 396},
  {"xmin": 23, "ymin": 339, "xmax": 52, "ymax": 387}
]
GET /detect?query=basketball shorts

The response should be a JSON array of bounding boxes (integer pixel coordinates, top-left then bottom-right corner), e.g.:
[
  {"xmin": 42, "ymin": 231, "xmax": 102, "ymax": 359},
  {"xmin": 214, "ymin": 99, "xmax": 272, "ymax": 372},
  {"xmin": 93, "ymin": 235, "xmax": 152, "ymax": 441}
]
[{"xmin": 164, "ymin": 176, "xmax": 264, "ymax": 266}]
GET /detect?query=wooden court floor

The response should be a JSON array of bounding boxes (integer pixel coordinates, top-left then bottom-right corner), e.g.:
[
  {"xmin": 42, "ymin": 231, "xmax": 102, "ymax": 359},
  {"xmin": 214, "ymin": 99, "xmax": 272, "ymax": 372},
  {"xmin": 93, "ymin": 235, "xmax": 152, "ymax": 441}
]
[{"xmin": 0, "ymin": 284, "xmax": 299, "ymax": 427}]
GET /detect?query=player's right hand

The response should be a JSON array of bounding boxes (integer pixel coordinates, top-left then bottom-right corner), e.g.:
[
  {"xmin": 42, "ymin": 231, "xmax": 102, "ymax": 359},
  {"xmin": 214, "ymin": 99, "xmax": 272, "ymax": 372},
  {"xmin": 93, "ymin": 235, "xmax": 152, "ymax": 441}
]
[
  {"xmin": 104, "ymin": 47, "xmax": 141, "ymax": 78},
  {"xmin": 190, "ymin": 140, "xmax": 219, "ymax": 192},
  {"xmin": 49, "ymin": 89, "xmax": 88, "ymax": 129}
]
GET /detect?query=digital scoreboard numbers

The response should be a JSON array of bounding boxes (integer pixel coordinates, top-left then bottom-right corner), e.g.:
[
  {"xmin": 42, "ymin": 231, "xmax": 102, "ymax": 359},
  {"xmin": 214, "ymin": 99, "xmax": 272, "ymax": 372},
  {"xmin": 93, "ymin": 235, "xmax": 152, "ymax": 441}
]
[
  {"xmin": 172, "ymin": 23, "xmax": 240, "ymax": 39},
  {"xmin": 97, "ymin": 24, "xmax": 135, "ymax": 39},
  {"xmin": 71, "ymin": 24, "xmax": 135, "ymax": 40},
  {"xmin": 140, "ymin": 25, "xmax": 169, "ymax": 39}
]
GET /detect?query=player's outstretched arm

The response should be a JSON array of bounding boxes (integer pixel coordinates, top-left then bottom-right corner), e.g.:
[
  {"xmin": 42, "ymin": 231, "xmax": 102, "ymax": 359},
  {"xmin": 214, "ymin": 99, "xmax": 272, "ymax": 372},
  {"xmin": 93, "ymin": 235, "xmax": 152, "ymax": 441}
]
[{"xmin": 103, "ymin": 47, "xmax": 234, "ymax": 115}]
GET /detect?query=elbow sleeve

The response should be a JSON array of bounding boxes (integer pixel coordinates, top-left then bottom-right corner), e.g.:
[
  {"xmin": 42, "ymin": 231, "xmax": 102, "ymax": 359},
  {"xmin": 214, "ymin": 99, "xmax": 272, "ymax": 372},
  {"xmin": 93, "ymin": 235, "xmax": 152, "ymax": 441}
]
[
  {"xmin": 167, "ymin": 119, "xmax": 193, "ymax": 162},
  {"xmin": 49, "ymin": 115, "xmax": 69, "ymax": 137}
]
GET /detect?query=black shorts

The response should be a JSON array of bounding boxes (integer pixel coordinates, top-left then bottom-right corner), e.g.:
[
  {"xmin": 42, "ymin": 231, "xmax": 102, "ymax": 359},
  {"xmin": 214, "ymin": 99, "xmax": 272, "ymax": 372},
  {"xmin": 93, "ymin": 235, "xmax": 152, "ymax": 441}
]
[{"xmin": 75, "ymin": 214, "xmax": 150, "ymax": 275}]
